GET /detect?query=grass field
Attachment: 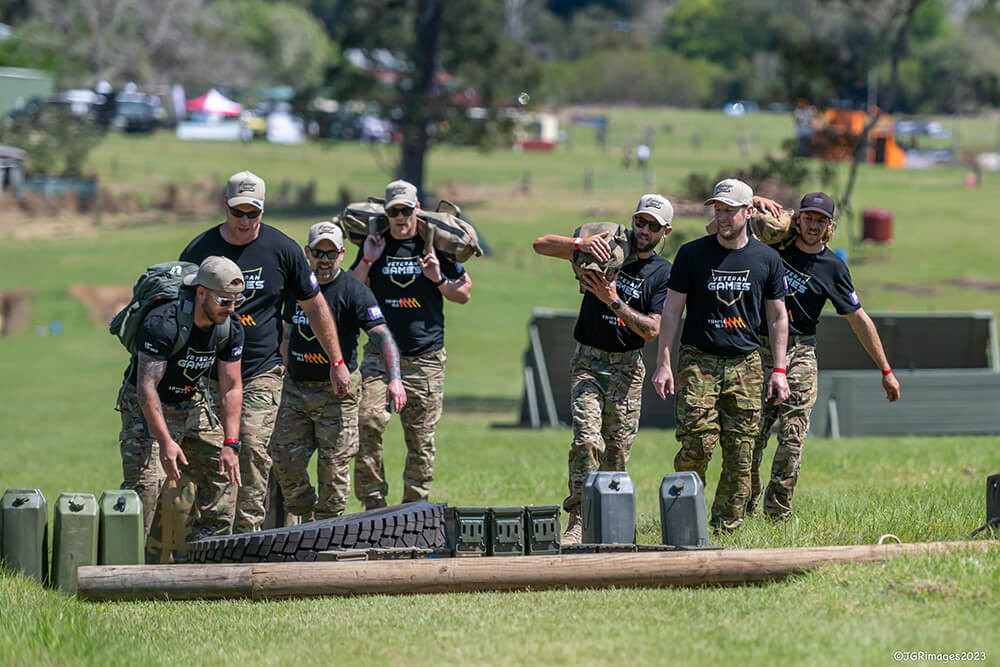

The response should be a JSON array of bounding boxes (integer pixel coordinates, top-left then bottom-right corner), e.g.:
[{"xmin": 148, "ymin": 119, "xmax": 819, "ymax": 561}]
[{"xmin": 1, "ymin": 107, "xmax": 998, "ymax": 666}]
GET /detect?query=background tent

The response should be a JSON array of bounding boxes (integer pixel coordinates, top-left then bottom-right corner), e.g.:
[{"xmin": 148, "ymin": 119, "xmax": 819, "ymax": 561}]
[{"xmin": 185, "ymin": 89, "xmax": 242, "ymax": 117}]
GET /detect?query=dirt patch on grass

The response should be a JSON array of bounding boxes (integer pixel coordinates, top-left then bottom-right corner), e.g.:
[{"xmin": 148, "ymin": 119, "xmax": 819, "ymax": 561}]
[
  {"xmin": 945, "ymin": 278, "xmax": 1000, "ymax": 291},
  {"xmin": 68, "ymin": 284, "xmax": 132, "ymax": 328},
  {"xmin": 0, "ymin": 289, "xmax": 35, "ymax": 335}
]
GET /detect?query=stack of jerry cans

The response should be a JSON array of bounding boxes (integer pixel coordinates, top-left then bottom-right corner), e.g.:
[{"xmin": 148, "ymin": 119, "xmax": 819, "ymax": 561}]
[
  {"xmin": 582, "ymin": 472, "xmax": 635, "ymax": 545},
  {"xmin": 52, "ymin": 493, "xmax": 99, "ymax": 594},
  {"xmin": 1, "ymin": 488, "xmax": 49, "ymax": 584},
  {"xmin": 98, "ymin": 490, "xmax": 144, "ymax": 565},
  {"xmin": 659, "ymin": 472, "xmax": 710, "ymax": 548},
  {"xmin": 444, "ymin": 506, "xmax": 488, "ymax": 556},
  {"xmin": 487, "ymin": 506, "xmax": 524, "ymax": 556},
  {"xmin": 524, "ymin": 505, "xmax": 560, "ymax": 555}
]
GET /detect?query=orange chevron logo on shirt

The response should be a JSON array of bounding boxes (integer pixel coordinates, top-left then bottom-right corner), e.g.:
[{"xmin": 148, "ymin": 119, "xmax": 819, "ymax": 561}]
[
  {"xmin": 238, "ymin": 314, "xmax": 256, "ymax": 327},
  {"xmin": 722, "ymin": 316, "xmax": 747, "ymax": 329},
  {"xmin": 302, "ymin": 352, "xmax": 329, "ymax": 364},
  {"xmin": 399, "ymin": 297, "xmax": 421, "ymax": 308}
]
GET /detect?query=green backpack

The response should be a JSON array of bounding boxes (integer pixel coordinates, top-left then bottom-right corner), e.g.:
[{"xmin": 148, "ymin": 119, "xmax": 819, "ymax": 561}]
[{"xmin": 110, "ymin": 261, "xmax": 231, "ymax": 357}]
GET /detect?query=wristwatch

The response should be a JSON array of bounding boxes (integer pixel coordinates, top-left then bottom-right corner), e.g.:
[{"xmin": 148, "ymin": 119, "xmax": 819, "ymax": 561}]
[
  {"xmin": 610, "ymin": 299, "xmax": 623, "ymax": 312},
  {"xmin": 223, "ymin": 438, "xmax": 241, "ymax": 453}
]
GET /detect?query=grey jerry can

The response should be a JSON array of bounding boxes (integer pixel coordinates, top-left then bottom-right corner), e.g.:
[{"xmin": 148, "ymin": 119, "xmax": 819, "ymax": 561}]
[
  {"xmin": 659, "ymin": 472, "xmax": 709, "ymax": 547},
  {"xmin": 98, "ymin": 490, "xmax": 144, "ymax": 565},
  {"xmin": 1, "ymin": 488, "xmax": 49, "ymax": 584},
  {"xmin": 52, "ymin": 493, "xmax": 99, "ymax": 594},
  {"xmin": 582, "ymin": 472, "xmax": 635, "ymax": 544}
]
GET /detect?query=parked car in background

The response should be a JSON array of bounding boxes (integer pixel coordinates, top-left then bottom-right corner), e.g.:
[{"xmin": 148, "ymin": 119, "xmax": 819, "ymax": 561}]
[{"xmin": 110, "ymin": 92, "xmax": 161, "ymax": 133}]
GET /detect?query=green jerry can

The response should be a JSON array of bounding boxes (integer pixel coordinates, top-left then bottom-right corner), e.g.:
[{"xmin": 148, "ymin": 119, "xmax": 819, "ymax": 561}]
[
  {"xmin": 52, "ymin": 493, "xmax": 99, "ymax": 594},
  {"xmin": 98, "ymin": 490, "xmax": 144, "ymax": 565},
  {"xmin": 1, "ymin": 488, "xmax": 49, "ymax": 584}
]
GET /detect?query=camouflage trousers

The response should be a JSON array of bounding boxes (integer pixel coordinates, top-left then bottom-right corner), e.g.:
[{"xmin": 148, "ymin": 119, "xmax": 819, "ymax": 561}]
[
  {"xmin": 271, "ymin": 372, "xmax": 361, "ymax": 519},
  {"xmin": 116, "ymin": 383, "xmax": 236, "ymax": 562},
  {"xmin": 674, "ymin": 345, "xmax": 763, "ymax": 531},
  {"xmin": 210, "ymin": 364, "xmax": 284, "ymax": 534},
  {"xmin": 563, "ymin": 344, "xmax": 644, "ymax": 514},
  {"xmin": 751, "ymin": 336, "xmax": 819, "ymax": 519},
  {"xmin": 355, "ymin": 344, "xmax": 446, "ymax": 508}
]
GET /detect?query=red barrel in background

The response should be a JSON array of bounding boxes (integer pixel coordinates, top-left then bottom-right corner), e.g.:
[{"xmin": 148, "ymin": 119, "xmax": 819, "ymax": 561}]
[{"xmin": 862, "ymin": 208, "xmax": 893, "ymax": 242}]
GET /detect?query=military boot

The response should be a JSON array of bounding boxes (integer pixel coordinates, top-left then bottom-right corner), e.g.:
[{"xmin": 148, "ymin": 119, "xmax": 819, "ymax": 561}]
[{"xmin": 562, "ymin": 510, "xmax": 583, "ymax": 545}]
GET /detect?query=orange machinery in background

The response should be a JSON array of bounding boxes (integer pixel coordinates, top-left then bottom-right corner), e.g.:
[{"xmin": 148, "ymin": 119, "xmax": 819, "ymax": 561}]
[{"xmin": 809, "ymin": 108, "xmax": 905, "ymax": 168}]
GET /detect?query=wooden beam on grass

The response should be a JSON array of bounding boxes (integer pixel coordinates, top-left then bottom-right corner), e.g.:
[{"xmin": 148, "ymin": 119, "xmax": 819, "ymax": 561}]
[{"xmin": 77, "ymin": 541, "xmax": 996, "ymax": 602}]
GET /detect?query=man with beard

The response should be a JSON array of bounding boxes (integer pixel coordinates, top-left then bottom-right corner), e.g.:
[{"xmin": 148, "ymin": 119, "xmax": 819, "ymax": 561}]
[{"xmin": 533, "ymin": 194, "xmax": 674, "ymax": 543}]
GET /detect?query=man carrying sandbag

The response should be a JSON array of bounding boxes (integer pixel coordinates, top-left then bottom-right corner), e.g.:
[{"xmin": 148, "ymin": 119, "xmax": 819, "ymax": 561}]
[
  {"xmin": 350, "ymin": 179, "xmax": 473, "ymax": 508},
  {"xmin": 532, "ymin": 194, "xmax": 674, "ymax": 543}
]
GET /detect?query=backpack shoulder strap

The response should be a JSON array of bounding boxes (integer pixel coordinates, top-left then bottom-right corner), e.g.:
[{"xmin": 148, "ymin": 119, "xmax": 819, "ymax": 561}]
[
  {"xmin": 215, "ymin": 316, "xmax": 232, "ymax": 355},
  {"xmin": 170, "ymin": 293, "xmax": 197, "ymax": 357}
]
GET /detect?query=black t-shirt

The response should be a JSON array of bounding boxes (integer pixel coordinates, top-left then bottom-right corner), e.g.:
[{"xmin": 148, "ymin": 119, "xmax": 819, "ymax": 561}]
[
  {"xmin": 284, "ymin": 271, "xmax": 386, "ymax": 380},
  {"xmin": 349, "ymin": 235, "xmax": 464, "ymax": 356},
  {"xmin": 180, "ymin": 223, "xmax": 319, "ymax": 378},
  {"xmin": 777, "ymin": 244, "xmax": 860, "ymax": 336},
  {"xmin": 126, "ymin": 301, "xmax": 245, "ymax": 404},
  {"xmin": 668, "ymin": 235, "xmax": 786, "ymax": 355},
  {"xmin": 574, "ymin": 253, "xmax": 672, "ymax": 353}
]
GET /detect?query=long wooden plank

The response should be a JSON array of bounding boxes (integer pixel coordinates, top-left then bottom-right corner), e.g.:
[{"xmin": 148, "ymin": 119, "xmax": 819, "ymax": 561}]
[{"xmin": 77, "ymin": 564, "xmax": 253, "ymax": 601}]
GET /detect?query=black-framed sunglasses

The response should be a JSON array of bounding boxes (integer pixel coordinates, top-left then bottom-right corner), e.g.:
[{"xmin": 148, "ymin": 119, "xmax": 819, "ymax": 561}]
[
  {"xmin": 633, "ymin": 216, "xmax": 668, "ymax": 233},
  {"xmin": 310, "ymin": 248, "xmax": 341, "ymax": 260},
  {"xmin": 387, "ymin": 206, "xmax": 414, "ymax": 218},
  {"xmin": 229, "ymin": 206, "xmax": 262, "ymax": 219},
  {"xmin": 213, "ymin": 293, "xmax": 246, "ymax": 308}
]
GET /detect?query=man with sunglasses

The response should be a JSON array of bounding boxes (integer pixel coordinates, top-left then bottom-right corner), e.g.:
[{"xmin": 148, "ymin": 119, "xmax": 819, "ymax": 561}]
[
  {"xmin": 180, "ymin": 171, "xmax": 351, "ymax": 533},
  {"xmin": 271, "ymin": 222, "xmax": 406, "ymax": 520},
  {"xmin": 350, "ymin": 179, "xmax": 472, "ymax": 509},
  {"xmin": 651, "ymin": 178, "xmax": 790, "ymax": 533},
  {"xmin": 532, "ymin": 194, "xmax": 674, "ymax": 543},
  {"xmin": 117, "ymin": 256, "xmax": 245, "ymax": 558},
  {"xmin": 747, "ymin": 192, "xmax": 900, "ymax": 520}
]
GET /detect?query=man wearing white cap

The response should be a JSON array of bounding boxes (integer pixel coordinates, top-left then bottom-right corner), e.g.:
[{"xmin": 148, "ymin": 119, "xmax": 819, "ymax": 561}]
[
  {"xmin": 271, "ymin": 222, "xmax": 405, "ymax": 520},
  {"xmin": 350, "ymin": 179, "xmax": 472, "ymax": 509},
  {"xmin": 533, "ymin": 194, "xmax": 674, "ymax": 543},
  {"xmin": 651, "ymin": 178, "xmax": 791, "ymax": 533},
  {"xmin": 118, "ymin": 256, "xmax": 246, "ymax": 555},
  {"xmin": 180, "ymin": 171, "xmax": 351, "ymax": 533}
]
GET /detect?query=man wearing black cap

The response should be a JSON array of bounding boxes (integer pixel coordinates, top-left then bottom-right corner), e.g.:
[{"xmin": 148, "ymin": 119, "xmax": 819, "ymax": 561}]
[
  {"xmin": 118, "ymin": 256, "xmax": 245, "ymax": 554},
  {"xmin": 748, "ymin": 191, "xmax": 901, "ymax": 520},
  {"xmin": 532, "ymin": 194, "xmax": 674, "ymax": 543}
]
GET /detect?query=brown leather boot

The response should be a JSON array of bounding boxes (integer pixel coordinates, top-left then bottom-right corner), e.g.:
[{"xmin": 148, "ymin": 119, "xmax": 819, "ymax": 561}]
[{"xmin": 562, "ymin": 510, "xmax": 583, "ymax": 545}]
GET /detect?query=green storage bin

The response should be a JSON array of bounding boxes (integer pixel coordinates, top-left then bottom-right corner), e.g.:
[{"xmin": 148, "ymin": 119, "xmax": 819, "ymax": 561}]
[
  {"xmin": 444, "ymin": 506, "xmax": 488, "ymax": 556},
  {"xmin": 1, "ymin": 488, "xmax": 49, "ymax": 584},
  {"xmin": 98, "ymin": 490, "xmax": 144, "ymax": 565},
  {"xmin": 52, "ymin": 493, "xmax": 99, "ymax": 594},
  {"xmin": 524, "ymin": 505, "xmax": 561, "ymax": 555},
  {"xmin": 488, "ymin": 506, "xmax": 525, "ymax": 556}
]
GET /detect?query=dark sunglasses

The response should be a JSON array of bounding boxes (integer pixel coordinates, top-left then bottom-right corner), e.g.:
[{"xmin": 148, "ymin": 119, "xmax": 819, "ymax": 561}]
[
  {"xmin": 310, "ymin": 248, "xmax": 340, "ymax": 260},
  {"xmin": 633, "ymin": 216, "xmax": 668, "ymax": 233},
  {"xmin": 213, "ymin": 293, "xmax": 246, "ymax": 308},
  {"xmin": 229, "ymin": 206, "xmax": 262, "ymax": 219},
  {"xmin": 387, "ymin": 206, "xmax": 414, "ymax": 218}
]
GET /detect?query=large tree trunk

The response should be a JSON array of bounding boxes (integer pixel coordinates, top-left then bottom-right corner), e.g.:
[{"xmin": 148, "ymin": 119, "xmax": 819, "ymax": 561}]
[{"xmin": 398, "ymin": 0, "xmax": 443, "ymax": 198}]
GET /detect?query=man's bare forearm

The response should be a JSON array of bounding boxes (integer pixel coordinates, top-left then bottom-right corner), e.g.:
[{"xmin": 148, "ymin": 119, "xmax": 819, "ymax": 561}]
[
  {"xmin": 369, "ymin": 324, "xmax": 401, "ymax": 382},
  {"xmin": 136, "ymin": 357, "xmax": 171, "ymax": 445},
  {"xmin": 616, "ymin": 303, "xmax": 660, "ymax": 342}
]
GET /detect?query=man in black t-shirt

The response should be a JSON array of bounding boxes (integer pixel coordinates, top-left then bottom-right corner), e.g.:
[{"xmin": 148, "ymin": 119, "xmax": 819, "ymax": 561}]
[
  {"xmin": 748, "ymin": 192, "xmax": 901, "ymax": 519},
  {"xmin": 180, "ymin": 171, "xmax": 351, "ymax": 533},
  {"xmin": 350, "ymin": 179, "xmax": 472, "ymax": 508},
  {"xmin": 271, "ymin": 223, "xmax": 405, "ymax": 519},
  {"xmin": 533, "ymin": 194, "xmax": 674, "ymax": 543},
  {"xmin": 117, "ymin": 256, "xmax": 245, "ymax": 560},
  {"xmin": 652, "ymin": 178, "xmax": 791, "ymax": 532}
]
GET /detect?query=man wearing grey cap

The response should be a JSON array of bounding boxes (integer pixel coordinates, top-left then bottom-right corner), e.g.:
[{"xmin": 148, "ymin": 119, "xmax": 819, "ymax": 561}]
[
  {"xmin": 117, "ymin": 256, "xmax": 246, "ymax": 557},
  {"xmin": 652, "ymin": 178, "xmax": 791, "ymax": 533},
  {"xmin": 748, "ymin": 191, "xmax": 900, "ymax": 520},
  {"xmin": 271, "ymin": 222, "xmax": 406, "ymax": 520},
  {"xmin": 533, "ymin": 194, "xmax": 674, "ymax": 543},
  {"xmin": 350, "ymin": 179, "xmax": 472, "ymax": 508},
  {"xmin": 180, "ymin": 171, "xmax": 351, "ymax": 533}
]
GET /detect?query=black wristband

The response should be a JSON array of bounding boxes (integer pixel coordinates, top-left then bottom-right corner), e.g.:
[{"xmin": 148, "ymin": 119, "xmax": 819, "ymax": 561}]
[{"xmin": 432, "ymin": 276, "xmax": 446, "ymax": 287}]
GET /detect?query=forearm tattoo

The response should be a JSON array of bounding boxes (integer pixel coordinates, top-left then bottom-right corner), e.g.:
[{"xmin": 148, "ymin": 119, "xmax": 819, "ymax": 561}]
[
  {"xmin": 616, "ymin": 302, "xmax": 659, "ymax": 339},
  {"xmin": 137, "ymin": 357, "xmax": 167, "ymax": 419},
  {"xmin": 369, "ymin": 325, "xmax": 402, "ymax": 382}
]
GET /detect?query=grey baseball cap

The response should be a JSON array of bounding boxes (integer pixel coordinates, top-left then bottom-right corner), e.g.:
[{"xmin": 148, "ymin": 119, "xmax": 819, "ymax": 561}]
[
  {"xmin": 704, "ymin": 178, "xmax": 753, "ymax": 207},
  {"xmin": 384, "ymin": 179, "xmax": 418, "ymax": 209},
  {"xmin": 634, "ymin": 194, "xmax": 674, "ymax": 227},
  {"xmin": 226, "ymin": 171, "xmax": 265, "ymax": 208},
  {"xmin": 307, "ymin": 221, "xmax": 345, "ymax": 251},
  {"xmin": 184, "ymin": 256, "xmax": 244, "ymax": 293}
]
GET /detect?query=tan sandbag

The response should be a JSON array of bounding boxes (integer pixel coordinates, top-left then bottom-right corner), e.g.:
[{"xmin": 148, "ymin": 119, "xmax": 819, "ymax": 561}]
[
  {"xmin": 751, "ymin": 208, "xmax": 797, "ymax": 247},
  {"xmin": 571, "ymin": 222, "xmax": 630, "ymax": 282}
]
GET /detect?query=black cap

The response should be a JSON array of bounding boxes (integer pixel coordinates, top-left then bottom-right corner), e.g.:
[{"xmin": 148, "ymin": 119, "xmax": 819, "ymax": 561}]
[{"xmin": 799, "ymin": 192, "xmax": 835, "ymax": 218}]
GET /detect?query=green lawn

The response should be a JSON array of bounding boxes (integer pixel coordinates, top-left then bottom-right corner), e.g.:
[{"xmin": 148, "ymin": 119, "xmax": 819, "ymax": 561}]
[{"xmin": 1, "ymin": 108, "xmax": 999, "ymax": 666}]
